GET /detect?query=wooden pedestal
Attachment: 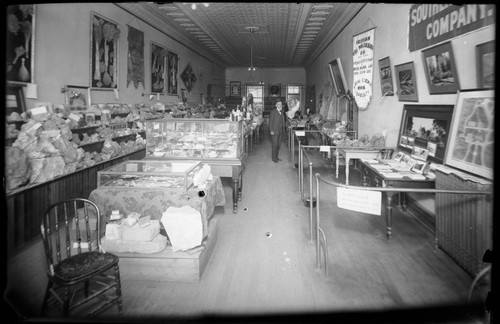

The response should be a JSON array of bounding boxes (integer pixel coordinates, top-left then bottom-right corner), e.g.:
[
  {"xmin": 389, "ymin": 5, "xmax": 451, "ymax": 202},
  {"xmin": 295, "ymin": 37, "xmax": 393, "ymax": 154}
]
[{"xmin": 115, "ymin": 219, "xmax": 218, "ymax": 282}]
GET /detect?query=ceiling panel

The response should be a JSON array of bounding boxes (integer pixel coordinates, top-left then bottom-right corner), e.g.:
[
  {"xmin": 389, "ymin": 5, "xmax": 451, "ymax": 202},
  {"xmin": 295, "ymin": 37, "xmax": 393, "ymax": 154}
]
[{"xmin": 117, "ymin": 2, "xmax": 365, "ymax": 68}]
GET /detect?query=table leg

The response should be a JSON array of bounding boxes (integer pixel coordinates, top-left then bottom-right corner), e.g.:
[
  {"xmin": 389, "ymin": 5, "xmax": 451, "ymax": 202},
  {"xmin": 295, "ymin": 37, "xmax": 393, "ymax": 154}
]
[
  {"xmin": 238, "ymin": 172, "xmax": 243, "ymax": 201},
  {"xmin": 335, "ymin": 150, "xmax": 339, "ymax": 178},
  {"xmin": 345, "ymin": 157, "xmax": 350, "ymax": 185},
  {"xmin": 401, "ymin": 192, "xmax": 407, "ymax": 211},
  {"xmin": 386, "ymin": 192, "xmax": 395, "ymax": 240},
  {"xmin": 232, "ymin": 179, "xmax": 239, "ymax": 213}
]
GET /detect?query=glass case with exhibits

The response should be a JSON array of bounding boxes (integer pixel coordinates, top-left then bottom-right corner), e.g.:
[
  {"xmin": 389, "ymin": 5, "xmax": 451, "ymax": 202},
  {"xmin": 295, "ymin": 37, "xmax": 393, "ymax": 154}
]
[
  {"xmin": 97, "ymin": 160, "xmax": 201, "ymax": 192},
  {"xmin": 144, "ymin": 119, "xmax": 245, "ymax": 161}
]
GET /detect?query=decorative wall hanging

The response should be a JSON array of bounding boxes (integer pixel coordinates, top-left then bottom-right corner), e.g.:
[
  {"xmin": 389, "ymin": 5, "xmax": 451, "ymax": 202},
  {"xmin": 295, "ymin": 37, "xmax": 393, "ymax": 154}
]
[
  {"xmin": 151, "ymin": 42, "xmax": 166, "ymax": 94},
  {"xmin": 394, "ymin": 62, "xmax": 418, "ymax": 102},
  {"xmin": 230, "ymin": 81, "xmax": 241, "ymax": 97},
  {"xmin": 445, "ymin": 89, "xmax": 494, "ymax": 179},
  {"xmin": 352, "ymin": 28, "xmax": 375, "ymax": 109},
  {"xmin": 328, "ymin": 58, "xmax": 348, "ymax": 96},
  {"xmin": 398, "ymin": 104, "xmax": 454, "ymax": 164},
  {"xmin": 269, "ymin": 84, "xmax": 281, "ymax": 97},
  {"xmin": 127, "ymin": 25, "xmax": 144, "ymax": 89},
  {"xmin": 6, "ymin": 4, "xmax": 35, "ymax": 83},
  {"xmin": 64, "ymin": 85, "xmax": 90, "ymax": 112},
  {"xmin": 91, "ymin": 12, "xmax": 120, "ymax": 90},
  {"xmin": 378, "ymin": 56, "xmax": 394, "ymax": 96},
  {"xmin": 181, "ymin": 63, "xmax": 196, "ymax": 92},
  {"xmin": 476, "ymin": 40, "xmax": 495, "ymax": 88},
  {"xmin": 167, "ymin": 51, "xmax": 179, "ymax": 95},
  {"xmin": 408, "ymin": 4, "xmax": 495, "ymax": 52},
  {"xmin": 422, "ymin": 41, "xmax": 460, "ymax": 94}
]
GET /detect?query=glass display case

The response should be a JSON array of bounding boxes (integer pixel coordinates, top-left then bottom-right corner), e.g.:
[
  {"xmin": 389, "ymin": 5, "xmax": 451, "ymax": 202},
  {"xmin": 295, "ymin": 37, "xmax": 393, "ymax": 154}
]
[
  {"xmin": 144, "ymin": 119, "xmax": 245, "ymax": 161},
  {"xmin": 97, "ymin": 160, "xmax": 201, "ymax": 192}
]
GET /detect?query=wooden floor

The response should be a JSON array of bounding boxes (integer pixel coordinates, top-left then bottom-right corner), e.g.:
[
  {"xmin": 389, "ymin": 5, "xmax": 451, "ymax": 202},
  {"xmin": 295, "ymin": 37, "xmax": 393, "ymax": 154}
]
[{"xmin": 3, "ymin": 134, "xmax": 490, "ymax": 323}]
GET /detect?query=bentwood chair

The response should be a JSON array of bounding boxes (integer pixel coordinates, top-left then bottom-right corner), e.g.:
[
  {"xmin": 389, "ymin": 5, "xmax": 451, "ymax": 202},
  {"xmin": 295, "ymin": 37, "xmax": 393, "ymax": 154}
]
[{"xmin": 40, "ymin": 198, "xmax": 122, "ymax": 317}]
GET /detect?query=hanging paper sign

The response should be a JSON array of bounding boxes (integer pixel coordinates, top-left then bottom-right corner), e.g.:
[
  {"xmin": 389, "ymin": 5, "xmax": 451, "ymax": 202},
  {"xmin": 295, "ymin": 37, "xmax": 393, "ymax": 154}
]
[
  {"xmin": 337, "ymin": 187, "xmax": 381, "ymax": 216},
  {"xmin": 352, "ymin": 28, "xmax": 375, "ymax": 110},
  {"xmin": 408, "ymin": 4, "xmax": 495, "ymax": 52}
]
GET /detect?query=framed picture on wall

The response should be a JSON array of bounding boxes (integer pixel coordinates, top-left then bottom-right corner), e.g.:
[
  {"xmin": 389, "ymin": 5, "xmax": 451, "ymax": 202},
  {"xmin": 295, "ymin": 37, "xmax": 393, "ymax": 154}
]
[
  {"xmin": 230, "ymin": 81, "xmax": 241, "ymax": 97},
  {"xmin": 167, "ymin": 50, "xmax": 179, "ymax": 95},
  {"xmin": 378, "ymin": 56, "xmax": 394, "ymax": 96},
  {"xmin": 422, "ymin": 41, "xmax": 460, "ymax": 94},
  {"xmin": 269, "ymin": 84, "xmax": 281, "ymax": 97},
  {"xmin": 90, "ymin": 12, "xmax": 120, "ymax": 90},
  {"xmin": 64, "ymin": 85, "xmax": 90, "ymax": 112},
  {"xmin": 151, "ymin": 42, "xmax": 166, "ymax": 94},
  {"xmin": 476, "ymin": 40, "xmax": 495, "ymax": 88},
  {"xmin": 328, "ymin": 58, "xmax": 348, "ymax": 96},
  {"xmin": 6, "ymin": 4, "xmax": 35, "ymax": 83},
  {"xmin": 398, "ymin": 104, "xmax": 454, "ymax": 164},
  {"xmin": 394, "ymin": 62, "xmax": 418, "ymax": 102},
  {"xmin": 445, "ymin": 89, "xmax": 494, "ymax": 179}
]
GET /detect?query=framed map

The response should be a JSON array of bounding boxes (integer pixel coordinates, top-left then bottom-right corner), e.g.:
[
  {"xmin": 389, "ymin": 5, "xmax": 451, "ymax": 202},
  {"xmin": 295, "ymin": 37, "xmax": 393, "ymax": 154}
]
[{"xmin": 445, "ymin": 89, "xmax": 494, "ymax": 179}]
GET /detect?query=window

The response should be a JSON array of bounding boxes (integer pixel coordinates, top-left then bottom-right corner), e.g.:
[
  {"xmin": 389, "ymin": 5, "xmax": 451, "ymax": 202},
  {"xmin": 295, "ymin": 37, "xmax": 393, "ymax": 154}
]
[
  {"xmin": 286, "ymin": 84, "xmax": 301, "ymax": 103},
  {"xmin": 246, "ymin": 84, "xmax": 264, "ymax": 107}
]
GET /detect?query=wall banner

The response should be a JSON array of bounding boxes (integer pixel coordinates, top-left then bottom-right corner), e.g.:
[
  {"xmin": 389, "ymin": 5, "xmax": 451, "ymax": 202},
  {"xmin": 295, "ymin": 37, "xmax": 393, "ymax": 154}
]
[
  {"xmin": 408, "ymin": 4, "xmax": 495, "ymax": 52},
  {"xmin": 352, "ymin": 28, "xmax": 375, "ymax": 110}
]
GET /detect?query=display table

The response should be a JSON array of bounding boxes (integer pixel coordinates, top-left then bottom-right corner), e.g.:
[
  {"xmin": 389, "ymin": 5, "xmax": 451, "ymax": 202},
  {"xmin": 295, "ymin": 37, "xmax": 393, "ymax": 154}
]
[
  {"xmin": 335, "ymin": 147, "xmax": 386, "ymax": 185},
  {"xmin": 88, "ymin": 176, "xmax": 225, "ymax": 237},
  {"xmin": 360, "ymin": 159, "xmax": 435, "ymax": 240}
]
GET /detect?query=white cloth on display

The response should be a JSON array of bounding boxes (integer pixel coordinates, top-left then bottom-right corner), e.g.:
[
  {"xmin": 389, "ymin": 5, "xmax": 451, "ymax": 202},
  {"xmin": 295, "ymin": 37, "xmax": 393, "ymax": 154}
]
[{"xmin": 161, "ymin": 205, "xmax": 203, "ymax": 251}]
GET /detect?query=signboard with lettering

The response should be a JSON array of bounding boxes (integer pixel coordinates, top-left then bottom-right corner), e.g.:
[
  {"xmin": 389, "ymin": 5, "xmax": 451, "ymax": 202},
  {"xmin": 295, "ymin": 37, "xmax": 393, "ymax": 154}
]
[
  {"xmin": 352, "ymin": 28, "xmax": 375, "ymax": 110},
  {"xmin": 337, "ymin": 187, "xmax": 381, "ymax": 216},
  {"xmin": 408, "ymin": 4, "xmax": 495, "ymax": 52}
]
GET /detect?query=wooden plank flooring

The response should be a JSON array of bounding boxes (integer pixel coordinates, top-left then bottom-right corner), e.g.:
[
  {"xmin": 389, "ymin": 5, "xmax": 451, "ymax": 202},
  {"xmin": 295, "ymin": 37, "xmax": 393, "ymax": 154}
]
[{"xmin": 4, "ymin": 134, "xmax": 490, "ymax": 323}]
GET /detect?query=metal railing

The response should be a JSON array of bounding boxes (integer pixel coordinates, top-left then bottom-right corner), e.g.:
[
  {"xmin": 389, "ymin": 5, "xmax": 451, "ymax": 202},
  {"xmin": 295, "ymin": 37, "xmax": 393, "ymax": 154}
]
[{"xmin": 299, "ymin": 145, "xmax": 494, "ymax": 277}]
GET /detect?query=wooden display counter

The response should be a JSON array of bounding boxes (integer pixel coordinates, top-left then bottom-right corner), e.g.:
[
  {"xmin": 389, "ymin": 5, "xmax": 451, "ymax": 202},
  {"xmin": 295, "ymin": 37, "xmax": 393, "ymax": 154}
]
[{"xmin": 115, "ymin": 218, "xmax": 219, "ymax": 282}]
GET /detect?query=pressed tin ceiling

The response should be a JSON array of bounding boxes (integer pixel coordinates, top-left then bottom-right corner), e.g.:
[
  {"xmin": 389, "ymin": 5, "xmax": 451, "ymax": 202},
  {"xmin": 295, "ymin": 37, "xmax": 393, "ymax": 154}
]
[{"xmin": 116, "ymin": 2, "xmax": 365, "ymax": 68}]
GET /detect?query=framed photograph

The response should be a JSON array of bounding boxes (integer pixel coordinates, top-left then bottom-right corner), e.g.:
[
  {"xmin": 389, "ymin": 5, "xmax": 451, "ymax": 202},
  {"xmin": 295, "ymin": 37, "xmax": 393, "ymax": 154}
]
[
  {"xmin": 85, "ymin": 112, "xmax": 96, "ymax": 126},
  {"xmin": 6, "ymin": 4, "xmax": 35, "ymax": 83},
  {"xmin": 64, "ymin": 85, "xmax": 90, "ymax": 112},
  {"xmin": 167, "ymin": 51, "xmax": 179, "ymax": 95},
  {"xmin": 181, "ymin": 63, "xmax": 196, "ymax": 92},
  {"xmin": 269, "ymin": 84, "xmax": 281, "ymax": 97},
  {"xmin": 393, "ymin": 151, "xmax": 405, "ymax": 162},
  {"xmin": 151, "ymin": 42, "xmax": 166, "ymax": 94},
  {"xmin": 230, "ymin": 81, "xmax": 241, "ymax": 97},
  {"xmin": 398, "ymin": 104, "xmax": 454, "ymax": 164},
  {"xmin": 328, "ymin": 58, "xmax": 348, "ymax": 96},
  {"xmin": 394, "ymin": 62, "xmax": 418, "ymax": 102},
  {"xmin": 411, "ymin": 160, "xmax": 428, "ymax": 175},
  {"xmin": 476, "ymin": 40, "xmax": 495, "ymax": 88},
  {"xmin": 90, "ymin": 12, "xmax": 120, "ymax": 90},
  {"xmin": 445, "ymin": 89, "xmax": 494, "ymax": 179},
  {"xmin": 411, "ymin": 146, "xmax": 429, "ymax": 161},
  {"xmin": 378, "ymin": 56, "xmax": 394, "ymax": 96},
  {"xmin": 406, "ymin": 158, "xmax": 417, "ymax": 169},
  {"xmin": 422, "ymin": 41, "xmax": 460, "ymax": 94}
]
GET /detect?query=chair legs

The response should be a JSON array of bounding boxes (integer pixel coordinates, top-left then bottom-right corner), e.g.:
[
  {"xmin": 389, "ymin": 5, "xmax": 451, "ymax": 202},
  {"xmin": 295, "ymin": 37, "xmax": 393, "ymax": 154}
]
[
  {"xmin": 41, "ymin": 266, "xmax": 123, "ymax": 317},
  {"xmin": 114, "ymin": 264, "xmax": 123, "ymax": 314}
]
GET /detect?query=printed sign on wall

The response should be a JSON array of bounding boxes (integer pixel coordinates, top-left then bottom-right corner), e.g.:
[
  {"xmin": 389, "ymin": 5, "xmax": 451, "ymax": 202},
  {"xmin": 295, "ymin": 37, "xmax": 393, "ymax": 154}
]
[
  {"xmin": 352, "ymin": 28, "xmax": 375, "ymax": 110},
  {"xmin": 408, "ymin": 4, "xmax": 495, "ymax": 52}
]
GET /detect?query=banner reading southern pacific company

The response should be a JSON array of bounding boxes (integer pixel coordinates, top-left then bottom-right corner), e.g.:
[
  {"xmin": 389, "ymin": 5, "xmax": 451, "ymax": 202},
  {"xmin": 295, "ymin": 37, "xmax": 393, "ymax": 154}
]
[{"xmin": 408, "ymin": 4, "xmax": 495, "ymax": 52}]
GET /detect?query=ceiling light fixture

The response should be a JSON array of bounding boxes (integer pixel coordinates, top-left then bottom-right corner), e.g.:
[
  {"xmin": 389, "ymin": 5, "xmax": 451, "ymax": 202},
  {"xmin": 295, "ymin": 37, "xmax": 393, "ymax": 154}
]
[
  {"xmin": 184, "ymin": 3, "xmax": 209, "ymax": 10},
  {"xmin": 245, "ymin": 26, "xmax": 259, "ymax": 71}
]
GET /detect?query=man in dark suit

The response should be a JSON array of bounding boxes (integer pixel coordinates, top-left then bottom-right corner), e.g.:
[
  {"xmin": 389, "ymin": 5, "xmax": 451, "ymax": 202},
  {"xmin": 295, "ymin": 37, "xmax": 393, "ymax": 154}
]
[{"xmin": 269, "ymin": 101, "xmax": 284, "ymax": 163}]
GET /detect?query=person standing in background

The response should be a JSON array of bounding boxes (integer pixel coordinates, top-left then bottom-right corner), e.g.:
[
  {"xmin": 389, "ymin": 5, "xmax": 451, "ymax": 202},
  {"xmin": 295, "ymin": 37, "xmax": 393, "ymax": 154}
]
[{"xmin": 269, "ymin": 101, "xmax": 284, "ymax": 163}]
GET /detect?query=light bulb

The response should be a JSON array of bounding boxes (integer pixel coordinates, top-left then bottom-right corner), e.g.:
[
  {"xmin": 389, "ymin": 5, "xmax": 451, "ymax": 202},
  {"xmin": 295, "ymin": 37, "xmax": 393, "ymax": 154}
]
[
  {"xmin": 203, "ymin": 3, "xmax": 209, "ymax": 7},
  {"xmin": 248, "ymin": 67, "xmax": 251, "ymax": 71},
  {"xmin": 191, "ymin": 3, "xmax": 196, "ymax": 10}
]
